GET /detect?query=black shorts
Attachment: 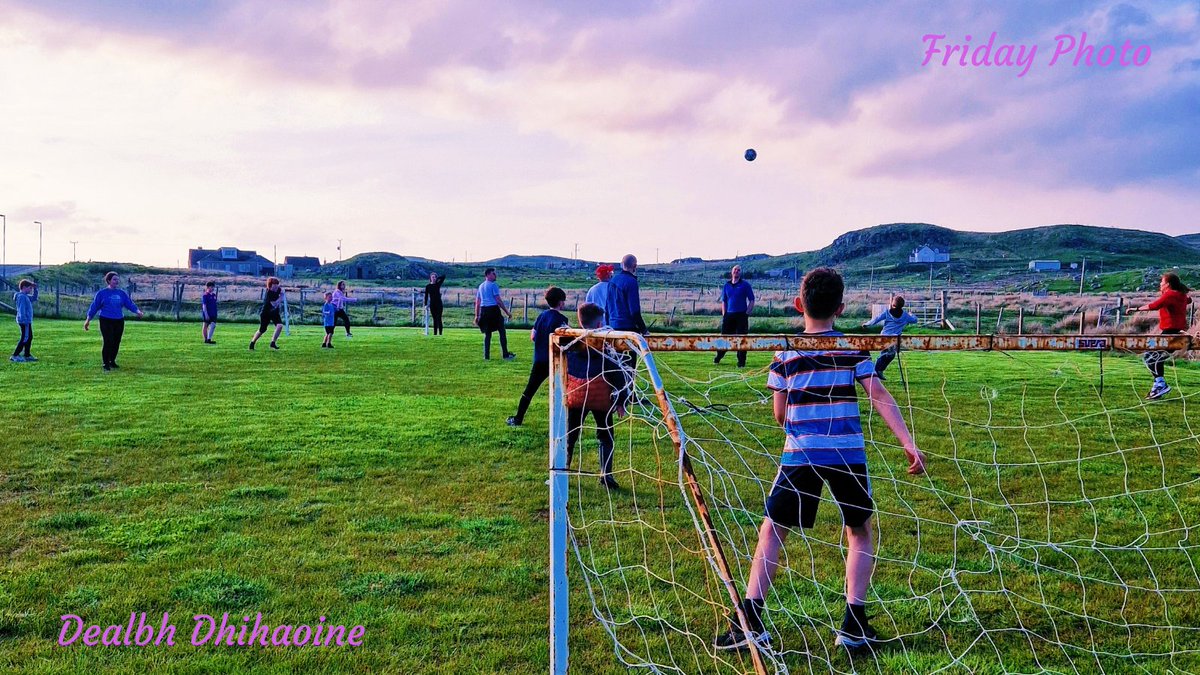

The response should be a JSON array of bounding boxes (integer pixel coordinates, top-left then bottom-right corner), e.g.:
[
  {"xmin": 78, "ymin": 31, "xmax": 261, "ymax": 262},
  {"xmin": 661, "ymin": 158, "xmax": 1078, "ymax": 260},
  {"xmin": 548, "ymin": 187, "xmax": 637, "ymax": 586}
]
[
  {"xmin": 325, "ymin": 326, "xmax": 334, "ymax": 335},
  {"xmin": 478, "ymin": 305, "xmax": 504, "ymax": 332},
  {"xmin": 204, "ymin": 317, "xmax": 218, "ymax": 325},
  {"xmin": 258, "ymin": 311, "xmax": 282, "ymax": 333},
  {"xmin": 765, "ymin": 463, "xmax": 873, "ymax": 529}
]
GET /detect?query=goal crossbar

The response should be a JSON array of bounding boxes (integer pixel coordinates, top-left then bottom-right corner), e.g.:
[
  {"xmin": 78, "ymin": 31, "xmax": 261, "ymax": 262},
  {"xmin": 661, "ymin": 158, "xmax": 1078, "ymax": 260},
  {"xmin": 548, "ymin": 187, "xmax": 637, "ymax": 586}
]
[{"xmin": 553, "ymin": 329, "xmax": 1194, "ymax": 354}]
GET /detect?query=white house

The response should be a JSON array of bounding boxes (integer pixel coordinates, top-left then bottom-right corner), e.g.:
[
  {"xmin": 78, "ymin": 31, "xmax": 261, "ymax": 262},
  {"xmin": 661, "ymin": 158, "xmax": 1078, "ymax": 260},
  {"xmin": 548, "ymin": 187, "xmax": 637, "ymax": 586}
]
[
  {"xmin": 1028, "ymin": 260, "xmax": 1062, "ymax": 271},
  {"xmin": 909, "ymin": 245, "xmax": 950, "ymax": 263}
]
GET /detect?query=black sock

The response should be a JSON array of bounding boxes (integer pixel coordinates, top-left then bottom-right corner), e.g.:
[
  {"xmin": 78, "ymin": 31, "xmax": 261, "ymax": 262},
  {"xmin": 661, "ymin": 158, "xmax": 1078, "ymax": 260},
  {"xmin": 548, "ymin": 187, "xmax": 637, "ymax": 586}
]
[
  {"xmin": 737, "ymin": 598, "xmax": 764, "ymax": 633},
  {"xmin": 843, "ymin": 603, "xmax": 868, "ymax": 632}
]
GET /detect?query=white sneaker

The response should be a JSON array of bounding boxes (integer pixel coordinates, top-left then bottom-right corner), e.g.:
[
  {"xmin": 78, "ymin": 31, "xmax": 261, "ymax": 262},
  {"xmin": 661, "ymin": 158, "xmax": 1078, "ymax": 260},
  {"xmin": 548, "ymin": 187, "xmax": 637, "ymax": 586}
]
[
  {"xmin": 10, "ymin": 356, "xmax": 25, "ymax": 363},
  {"xmin": 1147, "ymin": 383, "xmax": 1171, "ymax": 400}
]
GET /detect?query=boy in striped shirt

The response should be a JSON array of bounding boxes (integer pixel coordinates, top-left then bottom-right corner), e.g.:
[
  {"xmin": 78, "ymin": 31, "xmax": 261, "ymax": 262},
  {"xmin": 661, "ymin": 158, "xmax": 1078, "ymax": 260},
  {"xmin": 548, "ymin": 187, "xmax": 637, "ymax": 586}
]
[{"xmin": 715, "ymin": 267, "xmax": 926, "ymax": 653}]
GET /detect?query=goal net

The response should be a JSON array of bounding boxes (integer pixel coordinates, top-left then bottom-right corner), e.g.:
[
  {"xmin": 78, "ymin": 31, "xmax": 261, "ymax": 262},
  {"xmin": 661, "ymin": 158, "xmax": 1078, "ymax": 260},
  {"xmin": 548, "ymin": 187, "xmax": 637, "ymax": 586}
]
[{"xmin": 548, "ymin": 330, "xmax": 1200, "ymax": 674}]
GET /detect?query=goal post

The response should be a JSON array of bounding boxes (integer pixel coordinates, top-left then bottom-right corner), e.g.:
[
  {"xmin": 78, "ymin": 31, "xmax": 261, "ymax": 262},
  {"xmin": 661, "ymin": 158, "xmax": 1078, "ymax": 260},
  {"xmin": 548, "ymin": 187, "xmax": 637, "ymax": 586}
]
[{"xmin": 547, "ymin": 329, "xmax": 1197, "ymax": 674}]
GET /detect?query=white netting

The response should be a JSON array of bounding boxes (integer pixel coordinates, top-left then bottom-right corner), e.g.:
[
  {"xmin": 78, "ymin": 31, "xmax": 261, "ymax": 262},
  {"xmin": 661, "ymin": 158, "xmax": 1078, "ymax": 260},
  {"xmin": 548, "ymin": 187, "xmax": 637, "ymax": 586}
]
[{"xmin": 555, "ymin": 335, "xmax": 1200, "ymax": 674}]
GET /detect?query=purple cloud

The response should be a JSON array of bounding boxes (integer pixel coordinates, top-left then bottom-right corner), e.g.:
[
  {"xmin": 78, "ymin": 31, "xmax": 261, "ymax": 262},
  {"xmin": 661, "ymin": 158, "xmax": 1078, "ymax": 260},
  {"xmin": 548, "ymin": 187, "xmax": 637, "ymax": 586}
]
[{"xmin": 9, "ymin": 0, "xmax": 1199, "ymax": 192}]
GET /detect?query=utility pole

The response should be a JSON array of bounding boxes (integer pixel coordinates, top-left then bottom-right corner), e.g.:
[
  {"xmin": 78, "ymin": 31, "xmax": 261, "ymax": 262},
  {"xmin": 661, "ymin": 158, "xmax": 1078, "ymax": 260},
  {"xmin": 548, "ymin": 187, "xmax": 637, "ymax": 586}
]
[
  {"xmin": 337, "ymin": 239, "xmax": 343, "ymax": 261},
  {"xmin": 70, "ymin": 241, "xmax": 78, "ymax": 262},
  {"xmin": 35, "ymin": 221, "xmax": 42, "ymax": 270},
  {"xmin": 656, "ymin": 247, "xmax": 659, "ymax": 264},
  {"xmin": 573, "ymin": 243, "xmax": 579, "ymax": 261}
]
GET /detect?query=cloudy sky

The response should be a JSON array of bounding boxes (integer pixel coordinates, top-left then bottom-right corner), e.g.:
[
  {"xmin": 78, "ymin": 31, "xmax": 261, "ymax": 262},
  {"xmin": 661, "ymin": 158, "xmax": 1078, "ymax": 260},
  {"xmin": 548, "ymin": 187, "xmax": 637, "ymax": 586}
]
[{"xmin": 1, "ymin": 1, "xmax": 1197, "ymax": 267}]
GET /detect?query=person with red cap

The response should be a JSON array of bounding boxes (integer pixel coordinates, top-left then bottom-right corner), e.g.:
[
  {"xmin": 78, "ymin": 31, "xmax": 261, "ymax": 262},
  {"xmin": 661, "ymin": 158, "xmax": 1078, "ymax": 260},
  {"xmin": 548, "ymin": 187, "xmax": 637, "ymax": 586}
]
[{"xmin": 585, "ymin": 264, "xmax": 617, "ymax": 328}]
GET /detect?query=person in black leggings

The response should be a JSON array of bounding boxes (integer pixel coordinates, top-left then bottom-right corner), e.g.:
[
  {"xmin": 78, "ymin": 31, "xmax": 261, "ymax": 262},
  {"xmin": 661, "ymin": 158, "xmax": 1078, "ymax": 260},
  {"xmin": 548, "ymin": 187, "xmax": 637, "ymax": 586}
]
[
  {"xmin": 507, "ymin": 287, "xmax": 568, "ymax": 426},
  {"xmin": 564, "ymin": 302, "xmax": 632, "ymax": 489},
  {"xmin": 425, "ymin": 272, "xmax": 446, "ymax": 335},
  {"xmin": 84, "ymin": 271, "xmax": 144, "ymax": 371}
]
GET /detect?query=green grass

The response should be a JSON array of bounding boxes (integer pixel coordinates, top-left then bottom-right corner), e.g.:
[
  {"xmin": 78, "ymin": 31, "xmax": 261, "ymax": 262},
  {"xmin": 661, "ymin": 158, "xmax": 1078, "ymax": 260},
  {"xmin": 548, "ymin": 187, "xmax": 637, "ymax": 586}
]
[{"xmin": 1, "ymin": 320, "xmax": 1199, "ymax": 673}]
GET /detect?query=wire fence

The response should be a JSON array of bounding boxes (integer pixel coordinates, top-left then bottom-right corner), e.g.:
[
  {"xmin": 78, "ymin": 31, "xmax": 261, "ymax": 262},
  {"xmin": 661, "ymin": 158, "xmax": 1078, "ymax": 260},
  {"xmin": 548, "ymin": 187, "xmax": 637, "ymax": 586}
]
[{"xmin": 3, "ymin": 275, "xmax": 1195, "ymax": 334}]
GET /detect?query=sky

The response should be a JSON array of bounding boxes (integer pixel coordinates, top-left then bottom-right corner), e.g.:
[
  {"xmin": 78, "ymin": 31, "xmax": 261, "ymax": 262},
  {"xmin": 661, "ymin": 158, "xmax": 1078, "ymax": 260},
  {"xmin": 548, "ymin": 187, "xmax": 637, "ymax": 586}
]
[{"xmin": 0, "ymin": 0, "xmax": 1197, "ymax": 267}]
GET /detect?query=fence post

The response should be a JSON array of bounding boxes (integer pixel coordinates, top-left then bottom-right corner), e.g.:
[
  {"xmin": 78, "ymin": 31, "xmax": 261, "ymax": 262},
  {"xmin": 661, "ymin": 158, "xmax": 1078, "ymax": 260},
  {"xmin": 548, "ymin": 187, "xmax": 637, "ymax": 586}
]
[
  {"xmin": 1078, "ymin": 307, "xmax": 1086, "ymax": 335},
  {"xmin": 939, "ymin": 290, "xmax": 947, "ymax": 329},
  {"xmin": 692, "ymin": 298, "xmax": 697, "ymax": 314},
  {"xmin": 1017, "ymin": 306, "xmax": 1024, "ymax": 334},
  {"xmin": 523, "ymin": 294, "xmax": 529, "ymax": 322},
  {"xmin": 995, "ymin": 306, "xmax": 1004, "ymax": 334},
  {"xmin": 299, "ymin": 290, "xmax": 305, "ymax": 321},
  {"xmin": 975, "ymin": 303, "xmax": 981, "ymax": 333},
  {"xmin": 175, "ymin": 283, "xmax": 183, "ymax": 321},
  {"xmin": 411, "ymin": 289, "xmax": 417, "ymax": 324},
  {"xmin": 1115, "ymin": 296, "xmax": 1123, "ymax": 326}
]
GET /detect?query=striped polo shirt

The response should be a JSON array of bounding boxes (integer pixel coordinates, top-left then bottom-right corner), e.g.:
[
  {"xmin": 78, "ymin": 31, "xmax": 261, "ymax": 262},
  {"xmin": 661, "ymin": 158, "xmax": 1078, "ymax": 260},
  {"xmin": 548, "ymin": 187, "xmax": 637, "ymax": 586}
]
[{"xmin": 766, "ymin": 331, "xmax": 876, "ymax": 466}]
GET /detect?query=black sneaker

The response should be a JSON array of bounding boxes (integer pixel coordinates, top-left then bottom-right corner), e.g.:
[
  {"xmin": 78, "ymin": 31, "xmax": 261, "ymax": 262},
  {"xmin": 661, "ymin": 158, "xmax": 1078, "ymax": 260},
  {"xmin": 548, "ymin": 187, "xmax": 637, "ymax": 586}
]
[
  {"xmin": 506, "ymin": 417, "xmax": 521, "ymax": 427},
  {"xmin": 103, "ymin": 363, "xmax": 113, "ymax": 372},
  {"xmin": 503, "ymin": 352, "xmax": 517, "ymax": 360},
  {"xmin": 713, "ymin": 355, "xmax": 721, "ymax": 364},
  {"xmin": 249, "ymin": 342, "xmax": 255, "ymax": 351},
  {"xmin": 599, "ymin": 475, "xmax": 620, "ymax": 490},
  {"xmin": 109, "ymin": 362, "xmax": 119, "ymax": 369},
  {"xmin": 206, "ymin": 340, "xmax": 217, "ymax": 345},
  {"xmin": 834, "ymin": 621, "xmax": 880, "ymax": 650},
  {"xmin": 269, "ymin": 343, "xmax": 280, "ymax": 350},
  {"xmin": 876, "ymin": 373, "xmax": 887, "ymax": 381},
  {"xmin": 713, "ymin": 625, "xmax": 770, "ymax": 652}
]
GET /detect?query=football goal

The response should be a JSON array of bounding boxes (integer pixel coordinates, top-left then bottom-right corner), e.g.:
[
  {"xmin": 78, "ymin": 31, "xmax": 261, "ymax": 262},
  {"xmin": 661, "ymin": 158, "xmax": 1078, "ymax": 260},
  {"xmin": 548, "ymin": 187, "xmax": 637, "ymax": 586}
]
[{"xmin": 547, "ymin": 329, "xmax": 1199, "ymax": 674}]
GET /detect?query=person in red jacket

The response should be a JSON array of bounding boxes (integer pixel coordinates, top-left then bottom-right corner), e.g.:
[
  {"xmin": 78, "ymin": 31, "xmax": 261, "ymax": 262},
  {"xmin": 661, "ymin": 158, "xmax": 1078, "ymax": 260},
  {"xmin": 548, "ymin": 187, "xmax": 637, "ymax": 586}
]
[{"xmin": 1128, "ymin": 272, "xmax": 1192, "ymax": 400}]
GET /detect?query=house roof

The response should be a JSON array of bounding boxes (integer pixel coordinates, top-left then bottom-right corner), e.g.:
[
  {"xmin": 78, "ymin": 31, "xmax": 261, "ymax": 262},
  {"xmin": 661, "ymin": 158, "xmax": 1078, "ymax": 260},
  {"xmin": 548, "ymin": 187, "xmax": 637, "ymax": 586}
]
[{"xmin": 189, "ymin": 248, "xmax": 273, "ymax": 266}]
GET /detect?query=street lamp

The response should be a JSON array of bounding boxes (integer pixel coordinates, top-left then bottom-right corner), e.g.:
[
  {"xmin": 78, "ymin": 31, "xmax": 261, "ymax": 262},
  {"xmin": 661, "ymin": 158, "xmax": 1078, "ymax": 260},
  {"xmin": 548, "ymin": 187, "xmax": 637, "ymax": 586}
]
[{"xmin": 34, "ymin": 221, "xmax": 42, "ymax": 270}]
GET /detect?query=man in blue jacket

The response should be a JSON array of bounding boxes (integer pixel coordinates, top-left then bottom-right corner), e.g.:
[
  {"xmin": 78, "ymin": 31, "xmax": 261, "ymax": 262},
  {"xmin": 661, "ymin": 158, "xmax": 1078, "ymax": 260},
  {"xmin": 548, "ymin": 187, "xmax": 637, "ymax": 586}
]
[{"xmin": 609, "ymin": 254, "xmax": 647, "ymax": 335}]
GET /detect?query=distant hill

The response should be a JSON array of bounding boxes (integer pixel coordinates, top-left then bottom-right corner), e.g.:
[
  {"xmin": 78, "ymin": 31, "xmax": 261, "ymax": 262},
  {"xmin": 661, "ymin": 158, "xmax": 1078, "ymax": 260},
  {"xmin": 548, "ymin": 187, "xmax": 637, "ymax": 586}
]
[
  {"xmin": 734, "ymin": 223, "xmax": 1199, "ymax": 283},
  {"xmin": 104, "ymin": 223, "xmax": 1192, "ymax": 288},
  {"xmin": 1177, "ymin": 233, "xmax": 1200, "ymax": 250},
  {"xmin": 483, "ymin": 254, "xmax": 592, "ymax": 269}
]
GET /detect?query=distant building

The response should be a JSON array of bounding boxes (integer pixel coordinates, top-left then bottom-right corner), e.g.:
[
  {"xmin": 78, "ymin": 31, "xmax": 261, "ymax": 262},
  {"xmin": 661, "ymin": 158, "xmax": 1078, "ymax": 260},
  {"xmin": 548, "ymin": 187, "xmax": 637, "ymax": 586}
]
[
  {"xmin": 543, "ymin": 260, "xmax": 588, "ymax": 270},
  {"xmin": 909, "ymin": 245, "xmax": 950, "ymax": 263},
  {"xmin": 672, "ymin": 257, "xmax": 704, "ymax": 265},
  {"xmin": 188, "ymin": 247, "xmax": 275, "ymax": 276},
  {"xmin": 285, "ymin": 256, "xmax": 321, "ymax": 272},
  {"xmin": 1028, "ymin": 260, "xmax": 1062, "ymax": 272}
]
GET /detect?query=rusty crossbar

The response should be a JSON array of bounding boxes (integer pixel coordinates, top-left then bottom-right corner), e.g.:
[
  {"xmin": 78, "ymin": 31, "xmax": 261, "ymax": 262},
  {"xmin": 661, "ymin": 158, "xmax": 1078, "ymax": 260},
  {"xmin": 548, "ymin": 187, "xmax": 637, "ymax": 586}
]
[{"xmin": 553, "ymin": 329, "xmax": 1194, "ymax": 354}]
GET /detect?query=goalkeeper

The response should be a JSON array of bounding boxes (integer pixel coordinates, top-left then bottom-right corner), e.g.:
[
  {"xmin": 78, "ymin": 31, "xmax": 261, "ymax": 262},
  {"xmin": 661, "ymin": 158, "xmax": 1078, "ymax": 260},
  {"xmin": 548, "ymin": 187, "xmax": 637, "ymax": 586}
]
[{"xmin": 716, "ymin": 267, "xmax": 926, "ymax": 653}]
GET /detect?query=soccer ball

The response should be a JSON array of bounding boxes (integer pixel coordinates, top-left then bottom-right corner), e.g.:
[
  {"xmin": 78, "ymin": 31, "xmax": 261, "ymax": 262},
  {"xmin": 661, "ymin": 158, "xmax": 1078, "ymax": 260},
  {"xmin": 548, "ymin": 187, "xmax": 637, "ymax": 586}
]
[{"xmin": 745, "ymin": 148, "xmax": 757, "ymax": 161}]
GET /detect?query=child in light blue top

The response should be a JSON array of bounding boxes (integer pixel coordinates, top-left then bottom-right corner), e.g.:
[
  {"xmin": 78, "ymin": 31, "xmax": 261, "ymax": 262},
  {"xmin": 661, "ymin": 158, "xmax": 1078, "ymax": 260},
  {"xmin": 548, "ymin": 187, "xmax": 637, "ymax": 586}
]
[
  {"xmin": 321, "ymin": 292, "xmax": 337, "ymax": 349},
  {"xmin": 12, "ymin": 279, "xmax": 38, "ymax": 362},
  {"xmin": 862, "ymin": 295, "xmax": 919, "ymax": 379}
]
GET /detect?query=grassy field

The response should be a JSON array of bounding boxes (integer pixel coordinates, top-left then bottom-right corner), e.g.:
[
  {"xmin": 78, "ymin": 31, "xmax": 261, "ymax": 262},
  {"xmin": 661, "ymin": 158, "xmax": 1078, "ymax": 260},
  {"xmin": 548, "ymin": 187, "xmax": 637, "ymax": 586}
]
[{"xmin": 2, "ymin": 320, "xmax": 1199, "ymax": 673}]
